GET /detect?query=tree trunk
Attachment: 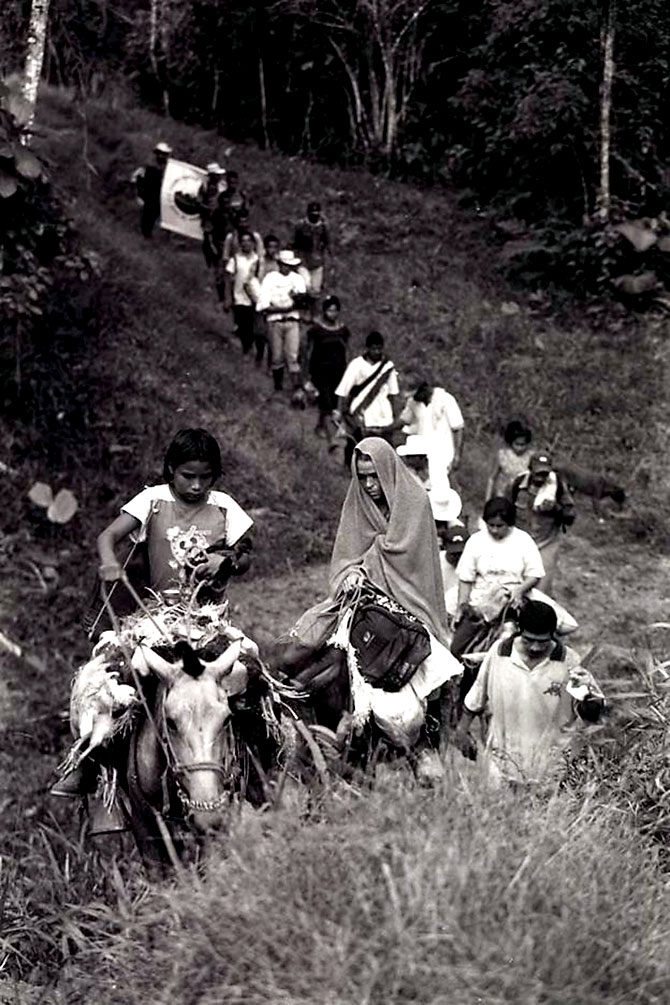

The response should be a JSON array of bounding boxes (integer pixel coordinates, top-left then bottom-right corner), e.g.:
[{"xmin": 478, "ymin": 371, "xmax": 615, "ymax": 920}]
[
  {"xmin": 22, "ymin": 0, "xmax": 52, "ymax": 134},
  {"xmin": 258, "ymin": 56, "xmax": 270, "ymax": 150},
  {"xmin": 596, "ymin": 0, "xmax": 615, "ymax": 222},
  {"xmin": 149, "ymin": 0, "xmax": 170, "ymax": 115}
]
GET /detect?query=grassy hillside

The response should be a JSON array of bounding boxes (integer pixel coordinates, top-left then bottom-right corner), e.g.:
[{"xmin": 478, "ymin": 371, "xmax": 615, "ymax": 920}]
[{"xmin": 0, "ymin": 86, "xmax": 669, "ymax": 1003}]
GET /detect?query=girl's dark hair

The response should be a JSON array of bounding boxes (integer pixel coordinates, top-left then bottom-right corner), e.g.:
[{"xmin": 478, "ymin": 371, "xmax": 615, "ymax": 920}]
[
  {"xmin": 238, "ymin": 229, "xmax": 254, "ymax": 242},
  {"xmin": 503, "ymin": 419, "xmax": 532, "ymax": 446},
  {"xmin": 483, "ymin": 496, "xmax": 516, "ymax": 526},
  {"xmin": 323, "ymin": 295, "xmax": 341, "ymax": 312},
  {"xmin": 413, "ymin": 381, "xmax": 433, "ymax": 406},
  {"xmin": 163, "ymin": 429, "xmax": 222, "ymax": 482}
]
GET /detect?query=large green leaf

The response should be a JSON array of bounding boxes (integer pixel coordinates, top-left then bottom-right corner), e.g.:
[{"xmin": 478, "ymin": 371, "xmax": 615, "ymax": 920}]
[
  {"xmin": 4, "ymin": 91, "xmax": 32, "ymax": 127},
  {"xmin": 28, "ymin": 481, "xmax": 54, "ymax": 508},
  {"xmin": 14, "ymin": 148, "xmax": 42, "ymax": 180},
  {"xmin": 0, "ymin": 169, "xmax": 18, "ymax": 199},
  {"xmin": 47, "ymin": 488, "xmax": 79, "ymax": 524}
]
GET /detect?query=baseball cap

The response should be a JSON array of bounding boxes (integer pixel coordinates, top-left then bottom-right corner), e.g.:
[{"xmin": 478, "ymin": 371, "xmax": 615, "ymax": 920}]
[
  {"xmin": 442, "ymin": 521, "xmax": 469, "ymax": 553},
  {"xmin": 154, "ymin": 141, "xmax": 172, "ymax": 154},
  {"xmin": 206, "ymin": 162, "xmax": 225, "ymax": 174},
  {"xmin": 530, "ymin": 451, "xmax": 553, "ymax": 472}
]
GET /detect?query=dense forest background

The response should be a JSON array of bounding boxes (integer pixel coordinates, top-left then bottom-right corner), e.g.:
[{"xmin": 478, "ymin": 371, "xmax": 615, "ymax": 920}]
[
  {"xmin": 0, "ymin": 3, "xmax": 667, "ymax": 205},
  {"xmin": 3, "ymin": 0, "xmax": 670, "ymax": 293}
]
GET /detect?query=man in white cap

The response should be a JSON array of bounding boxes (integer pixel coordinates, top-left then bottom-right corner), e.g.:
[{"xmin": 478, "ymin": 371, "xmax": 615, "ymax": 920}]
[
  {"xmin": 132, "ymin": 141, "xmax": 173, "ymax": 238},
  {"xmin": 510, "ymin": 451, "xmax": 575, "ymax": 593},
  {"xmin": 197, "ymin": 162, "xmax": 227, "ymax": 267},
  {"xmin": 256, "ymin": 250, "xmax": 308, "ymax": 392}
]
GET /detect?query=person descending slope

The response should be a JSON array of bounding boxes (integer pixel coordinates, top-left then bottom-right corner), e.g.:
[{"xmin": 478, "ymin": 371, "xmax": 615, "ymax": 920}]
[{"xmin": 132, "ymin": 141, "xmax": 172, "ymax": 238}]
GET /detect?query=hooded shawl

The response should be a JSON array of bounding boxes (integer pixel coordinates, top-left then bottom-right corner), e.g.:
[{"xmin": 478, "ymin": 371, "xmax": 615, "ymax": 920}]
[{"xmin": 293, "ymin": 437, "xmax": 450, "ymax": 647}]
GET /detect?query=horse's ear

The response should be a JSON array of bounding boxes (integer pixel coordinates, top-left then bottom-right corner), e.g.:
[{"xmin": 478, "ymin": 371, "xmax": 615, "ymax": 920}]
[
  {"xmin": 220, "ymin": 659, "xmax": 248, "ymax": 696},
  {"xmin": 133, "ymin": 644, "xmax": 178, "ymax": 684},
  {"xmin": 205, "ymin": 639, "xmax": 243, "ymax": 681}
]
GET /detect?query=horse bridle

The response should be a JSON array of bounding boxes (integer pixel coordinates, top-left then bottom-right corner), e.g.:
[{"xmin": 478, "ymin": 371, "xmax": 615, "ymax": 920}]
[
  {"xmin": 158, "ymin": 699, "xmax": 241, "ymax": 814},
  {"xmin": 100, "ymin": 581, "xmax": 239, "ymax": 816}
]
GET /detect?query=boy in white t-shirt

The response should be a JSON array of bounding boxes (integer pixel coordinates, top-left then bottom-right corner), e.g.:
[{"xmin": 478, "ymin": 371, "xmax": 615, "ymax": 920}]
[
  {"xmin": 335, "ymin": 331, "xmax": 401, "ymax": 469},
  {"xmin": 224, "ymin": 231, "xmax": 260, "ymax": 357}
]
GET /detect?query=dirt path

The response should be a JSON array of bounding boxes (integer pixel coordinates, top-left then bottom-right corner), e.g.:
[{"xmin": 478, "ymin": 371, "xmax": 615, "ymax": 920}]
[{"xmin": 229, "ymin": 522, "xmax": 668, "ymax": 657}]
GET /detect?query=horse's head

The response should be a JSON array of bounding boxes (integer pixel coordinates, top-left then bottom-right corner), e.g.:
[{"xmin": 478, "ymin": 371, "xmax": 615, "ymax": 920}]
[{"xmin": 136, "ymin": 639, "xmax": 250, "ymax": 831}]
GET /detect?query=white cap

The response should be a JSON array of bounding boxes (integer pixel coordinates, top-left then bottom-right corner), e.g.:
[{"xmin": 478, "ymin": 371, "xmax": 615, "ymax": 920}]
[
  {"xmin": 430, "ymin": 488, "xmax": 463, "ymax": 522},
  {"xmin": 277, "ymin": 250, "xmax": 301, "ymax": 266},
  {"xmin": 206, "ymin": 162, "xmax": 226, "ymax": 174},
  {"xmin": 397, "ymin": 434, "xmax": 430, "ymax": 457},
  {"xmin": 154, "ymin": 141, "xmax": 172, "ymax": 154}
]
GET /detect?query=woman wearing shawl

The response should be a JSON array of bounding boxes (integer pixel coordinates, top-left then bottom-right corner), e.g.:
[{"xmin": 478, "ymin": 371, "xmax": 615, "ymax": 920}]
[{"xmin": 280, "ymin": 438, "xmax": 462, "ymax": 750}]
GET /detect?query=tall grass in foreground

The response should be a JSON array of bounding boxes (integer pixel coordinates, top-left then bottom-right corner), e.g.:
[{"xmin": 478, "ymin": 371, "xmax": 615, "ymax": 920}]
[{"xmin": 55, "ymin": 773, "xmax": 669, "ymax": 1005}]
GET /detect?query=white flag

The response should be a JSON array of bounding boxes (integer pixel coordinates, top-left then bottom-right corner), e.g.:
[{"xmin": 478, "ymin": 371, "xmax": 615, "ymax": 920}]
[{"xmin": 160, "ymin": 159, "xmax": 206, "ymax": 240}]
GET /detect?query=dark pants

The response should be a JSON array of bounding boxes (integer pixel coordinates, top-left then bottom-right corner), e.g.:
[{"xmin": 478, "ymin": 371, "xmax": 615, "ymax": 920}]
[
  {"xmin": 311, "ymin": 365, "xmax": 343, "ymax": 416},
  {"xmin": 202, "ymin": 234, "xmax": 219, "ymax": 268},
  {"xmin": 234, "ymin": 305, "xmax": 256, "ymax": 354},
  {"xmin": 344, "ymin": 425, "xmax": 395, "ymax": 470},
  {"xmin": 450, "ymin": 610, "xmax": 488, "ymax": 659},
  {"xmin": 140, "ymin": 204, "xmax": 160, "ymax": 238}
]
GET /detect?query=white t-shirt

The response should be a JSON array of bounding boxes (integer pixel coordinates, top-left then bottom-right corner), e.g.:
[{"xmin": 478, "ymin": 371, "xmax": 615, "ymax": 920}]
[
  {"xmin": 122, "ymin": 485, "xmax": 253, "ymax": 594},
  {"xmin": 401, "ymin": 387, "xmax": 464, "ymax": 469},
  {"xmin": 256, "ymin": 270, "xmax": 307, "ymax": 321},
  {"xmin": 456, "ymin": 527, "xmax": 544, "ymax": 614},
  {"xmin": 335, "ymin": 356, "xmax": 400, "ymax": 429},
  {"xmin": 225, "ymin": 252, "xmax": 259, "ymax": 306}
]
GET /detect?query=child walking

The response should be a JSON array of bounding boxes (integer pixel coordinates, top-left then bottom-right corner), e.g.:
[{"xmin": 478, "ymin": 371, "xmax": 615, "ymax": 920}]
[{"xmin": 485, "ymin": 419, "xmax": 534, "ymax": 501}]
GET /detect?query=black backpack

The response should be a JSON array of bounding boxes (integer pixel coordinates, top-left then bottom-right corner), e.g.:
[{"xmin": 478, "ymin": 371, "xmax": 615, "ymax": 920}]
[{"xmin": 350, "ymin": 597, "xmax": 431, "ymax": 692}]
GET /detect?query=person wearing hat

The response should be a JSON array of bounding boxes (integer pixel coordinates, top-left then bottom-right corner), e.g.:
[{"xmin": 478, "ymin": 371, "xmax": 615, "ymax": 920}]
[
  {"xmin": 510, "ymin": 452, "xmax": 575, "ymax": 593},
  {"xmin": 456, "ymin": 599, "xmax": 604, "ymax": 784},
  {"xmin": 197, "ymin": 162, "xmax": 227, "ymax": 268},
  {"xmin": 396, "ymin": 434, "xmax": 432, "ymax": 491},
  {"xmin": 437, "ymin": 521, "xmax": 468, "ymax": 622},
  {"xmin": 400, "ymin": 380, "xmax": 464, "ymax": 489},
  {"xmin": 132, "ymin": 141, "xmax": 172, "ymax": 238},
  {"xmin": 255, "ymin": 250, "xmax": 308, "ymax": 392}
]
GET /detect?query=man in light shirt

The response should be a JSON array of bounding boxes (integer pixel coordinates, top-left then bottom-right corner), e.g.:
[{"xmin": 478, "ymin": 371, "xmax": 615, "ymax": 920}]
[
  {"xmin": 256, "ymin": 249, "xmax": 308, "ymax": 392},
  {"xmin": 335, "ymin": 331, "xmax": 401, "ymax": 469}
]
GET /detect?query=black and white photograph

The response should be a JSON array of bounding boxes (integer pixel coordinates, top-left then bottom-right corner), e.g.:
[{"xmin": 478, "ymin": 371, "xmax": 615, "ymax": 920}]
[{"xmin": 1, "ymin": 1, "xmax": 669, "ymax": 1002}]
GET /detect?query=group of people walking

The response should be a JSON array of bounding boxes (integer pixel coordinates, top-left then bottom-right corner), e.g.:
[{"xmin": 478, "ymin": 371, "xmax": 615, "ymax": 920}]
[{"xmin": 117, "ymin": 143, "xmax": 604, "ymax": 798}]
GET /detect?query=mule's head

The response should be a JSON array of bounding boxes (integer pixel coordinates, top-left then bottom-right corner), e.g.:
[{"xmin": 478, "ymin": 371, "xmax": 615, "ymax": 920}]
[{"xmin": 136, "ymin": 639, "xmax": 249, "ymax": 831}]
